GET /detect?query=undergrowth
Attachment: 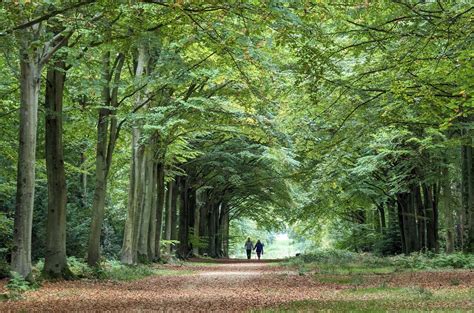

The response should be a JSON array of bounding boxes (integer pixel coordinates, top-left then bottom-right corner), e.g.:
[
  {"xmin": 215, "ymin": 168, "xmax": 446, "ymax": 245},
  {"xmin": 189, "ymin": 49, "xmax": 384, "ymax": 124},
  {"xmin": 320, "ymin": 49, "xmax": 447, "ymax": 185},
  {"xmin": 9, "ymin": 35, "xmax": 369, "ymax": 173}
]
[
  {"xmin": 3, "ymin": 271, "xmax": 41, "ymax": 300},
  {"xmin": 285, "ymin": 249, "xmax": 474, "ymax": 274},
  {"xmin": 33, "ymin": 257, "xmax": 186, "ymax": 281}
]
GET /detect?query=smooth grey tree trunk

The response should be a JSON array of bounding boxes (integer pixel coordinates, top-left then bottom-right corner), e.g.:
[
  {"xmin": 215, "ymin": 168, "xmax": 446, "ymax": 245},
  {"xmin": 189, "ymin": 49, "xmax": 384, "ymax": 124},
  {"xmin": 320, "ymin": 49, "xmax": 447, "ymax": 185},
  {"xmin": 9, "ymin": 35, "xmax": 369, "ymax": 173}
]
[
  {"xmin": 154, "ymin": 162, "xmax": 165, "ymax": 260},
  {"xmin": 177, "ymin": 177, "xmax": 190, "ymax": 258},
  {"xmin": 43, "ymin": 59, "xmax": 71, "ymax": 278},
  {"xmin": 164, "ymin": 181, "xmax": 172, "ymax": 253},
  {"xmin": 138, "ymin": 149, "xmax": 154, "ymax": 261},
  {"xmin": 170, "ymin": 179, "xmax": 179, "ymax": 250},
  {"xmin": 12, "ymin": 45, "xmax": 42, "ymax": 279},
  {"xmin": 148, "ymin": 162, "xmax": 158, "ymax": 260},
  {"xmin": 87, "ymin": 52, "xmax": 125, "ymax": 266},
  {"xmin": 221, "ymin": 204, "xmax": 230, "ymax": 258},
  {"xmin": 121, "ymin": 46, "xmax": 147, "ymax": 264},
  {"xmin": 131, "ymin": 147, "xmax": 145, "ymax": 263},
  {"xmin": 193, "ymin": 190, "xmax": 200, "ymax": 256},
  {"xmin": 442, "ymin": 176, "xmax": 455, "ymax": 253}
]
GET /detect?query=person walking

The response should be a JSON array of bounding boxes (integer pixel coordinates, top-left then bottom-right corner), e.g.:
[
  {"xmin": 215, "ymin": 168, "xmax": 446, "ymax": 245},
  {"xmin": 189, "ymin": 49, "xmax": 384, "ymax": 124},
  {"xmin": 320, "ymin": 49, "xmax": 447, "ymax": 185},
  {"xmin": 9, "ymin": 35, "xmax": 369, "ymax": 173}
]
[
  {"xmin": 254, "ymin": 240, "xmax": 264, "ymax": 260},
  {"xmin": 244, "ymin": 237, "xmax": 254, "ymax": 260}
]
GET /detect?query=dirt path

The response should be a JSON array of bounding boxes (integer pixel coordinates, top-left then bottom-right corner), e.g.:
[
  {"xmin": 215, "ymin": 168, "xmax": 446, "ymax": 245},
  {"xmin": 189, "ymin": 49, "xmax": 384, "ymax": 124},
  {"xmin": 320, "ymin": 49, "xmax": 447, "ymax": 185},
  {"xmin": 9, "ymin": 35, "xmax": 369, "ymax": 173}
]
[{"xmin": 1, "ymin": 259, "xmax": 473, "ymax": 312}]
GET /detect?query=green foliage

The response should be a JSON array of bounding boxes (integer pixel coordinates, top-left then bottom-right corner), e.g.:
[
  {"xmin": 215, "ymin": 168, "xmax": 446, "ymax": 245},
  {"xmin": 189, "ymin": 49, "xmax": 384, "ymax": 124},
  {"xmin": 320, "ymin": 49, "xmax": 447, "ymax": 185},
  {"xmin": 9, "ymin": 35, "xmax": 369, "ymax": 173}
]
[
  {"xmin": 0, "ymin": 213, "xmax": 12, "ymax": 278},
  {"xmin": 35, "ymin": 257, "xmax": 170, "ymax": 281},
  {"xmin": 0, "ymin": 0, "xmax": 472, "ymax": 278},
  {"xmin": 390, "ymin": 253, "xmax": 474, "ymax": 270},
  {"xmin": 286, "ymin": 250, "xmax": 474, "ymax": 272},
  {"xmin": 160, "ymin": 239, "xmax": 180, "ymax": 250},
  {"xmin": 5, "ymin": 271, "xmax": 40, "ymax": 300},
  {"xmin": 98, "ymin": 260, "xmax": 156, "ymax": 281}
]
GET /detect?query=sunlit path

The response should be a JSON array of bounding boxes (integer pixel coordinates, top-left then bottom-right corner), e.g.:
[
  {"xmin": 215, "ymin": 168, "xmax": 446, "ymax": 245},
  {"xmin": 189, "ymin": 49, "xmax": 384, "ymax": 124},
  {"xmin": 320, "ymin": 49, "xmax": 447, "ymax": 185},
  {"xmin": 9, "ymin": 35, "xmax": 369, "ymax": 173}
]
[{"xmin": 2, "ymin": 259, "xmax": 473, "ymax": 312}]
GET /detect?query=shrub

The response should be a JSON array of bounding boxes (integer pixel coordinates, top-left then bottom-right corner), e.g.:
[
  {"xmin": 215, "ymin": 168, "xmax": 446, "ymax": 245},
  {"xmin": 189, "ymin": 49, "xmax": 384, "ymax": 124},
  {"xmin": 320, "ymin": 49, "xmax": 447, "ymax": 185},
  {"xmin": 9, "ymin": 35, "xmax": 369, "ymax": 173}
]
[
  {"xmin": 0, "ymin": 213, "xmax": 13, "ymax": 279},
  {"xmin": 101, "ymin": 260, "xmax": 155, "ymax": 281},
  {"xmin": 389, "ymin": 252, "xmax": 474, "ymax": 270},
  {"xmin": 286, "ymin": 250, "xmax": 474, "ymax": 271},
  {"xmin": 6, "ymin": 272, "xmax": 40, "ymax": 300}
]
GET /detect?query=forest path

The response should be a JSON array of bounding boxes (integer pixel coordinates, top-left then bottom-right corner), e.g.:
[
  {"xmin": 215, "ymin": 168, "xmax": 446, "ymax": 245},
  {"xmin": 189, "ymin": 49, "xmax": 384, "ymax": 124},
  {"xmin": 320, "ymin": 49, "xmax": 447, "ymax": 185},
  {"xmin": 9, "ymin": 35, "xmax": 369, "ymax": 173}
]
[
  {"xmin": 1, "ymin": 259, "xmax": 473, "ymax": 312},
  {"xmin": 0, "ymin": 259, "xmax": 326, "ymax": 312}
]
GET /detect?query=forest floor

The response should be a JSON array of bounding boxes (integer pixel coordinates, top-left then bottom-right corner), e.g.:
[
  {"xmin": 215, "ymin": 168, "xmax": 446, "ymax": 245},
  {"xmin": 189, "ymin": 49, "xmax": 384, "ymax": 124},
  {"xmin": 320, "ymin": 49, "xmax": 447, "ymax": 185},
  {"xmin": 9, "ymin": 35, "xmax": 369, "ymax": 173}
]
[{"xmin": 0, "ymin": 258, "xmax": 473, "ymax": 312}]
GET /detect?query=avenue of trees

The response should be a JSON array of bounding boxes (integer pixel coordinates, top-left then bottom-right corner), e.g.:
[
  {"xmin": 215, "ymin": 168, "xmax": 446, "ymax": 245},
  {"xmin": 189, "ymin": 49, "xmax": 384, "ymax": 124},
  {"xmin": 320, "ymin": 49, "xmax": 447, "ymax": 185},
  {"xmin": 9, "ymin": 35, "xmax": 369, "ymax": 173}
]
[{"xmin": 0, "ymin": 1, "xmax": 472, "ymax": 280}]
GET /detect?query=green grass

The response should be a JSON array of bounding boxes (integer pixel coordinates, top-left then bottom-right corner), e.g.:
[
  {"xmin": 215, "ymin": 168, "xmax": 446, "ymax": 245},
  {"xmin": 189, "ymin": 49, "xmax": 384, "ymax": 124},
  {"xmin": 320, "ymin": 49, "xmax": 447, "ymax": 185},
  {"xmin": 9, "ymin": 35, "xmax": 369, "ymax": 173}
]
[
  {"xmin": 261, "ymin": 288, "xmax": 474, "ymax": 312},
  {"xmin": 315, "ymin": 275, "xmax": 354, "ymax": 284},
  {"xmin": 316, "ymin": 263, "xmax": 397, "ymax": 275},
  {"xmin": 262, "ymin": 299, "xmax": 470, "ymax": 312},
  {"xmin": 274, "ymin": 251, "xmax": 474, "ymax": 312}
]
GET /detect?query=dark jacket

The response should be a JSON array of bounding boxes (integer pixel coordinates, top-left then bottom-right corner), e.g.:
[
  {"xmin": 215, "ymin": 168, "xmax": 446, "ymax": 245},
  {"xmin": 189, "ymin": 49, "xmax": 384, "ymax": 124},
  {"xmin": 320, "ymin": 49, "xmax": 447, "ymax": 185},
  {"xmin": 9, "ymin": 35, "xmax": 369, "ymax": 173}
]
[{"xmin": 255, "ymin": 242, "xmax": 264, "ymax": 253}]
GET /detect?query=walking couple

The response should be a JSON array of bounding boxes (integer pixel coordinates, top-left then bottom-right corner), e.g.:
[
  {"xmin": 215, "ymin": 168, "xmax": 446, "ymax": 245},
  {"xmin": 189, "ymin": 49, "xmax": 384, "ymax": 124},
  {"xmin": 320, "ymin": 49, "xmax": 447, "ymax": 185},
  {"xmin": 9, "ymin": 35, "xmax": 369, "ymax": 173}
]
[{"xmin": 244, "ymin": 237, "xmax": 264, "ymax": 260}]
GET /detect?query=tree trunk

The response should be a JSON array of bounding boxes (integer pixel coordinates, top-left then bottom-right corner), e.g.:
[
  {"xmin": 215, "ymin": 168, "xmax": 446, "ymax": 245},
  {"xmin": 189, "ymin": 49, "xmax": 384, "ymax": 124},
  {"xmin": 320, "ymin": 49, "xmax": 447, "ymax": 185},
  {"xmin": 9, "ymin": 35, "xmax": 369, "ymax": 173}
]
[
  {"xmin": 217, "ymin": 202, "xmax": 227, "ymax": 257},
  {"xmin": 199, "ymin": 193, "xmax": 210, "ymax": 255},
  {"xmin": 87, "ymin": 52, "xmax": 125, "ymax": 266},
  {"xmin": 208, "ymin": 202, "xmax": 218, "ymax": 257},
  {"xmin": 138, "ymin": 149, "xmax": 154, "ymax": 261},
  {"xmin": 221, "ymin": 203, "xmax": 230, "ymax": 258},
  {"xmin": 132, "ymin": 146, "xmax": 145, "ymax": 262},
  {"xmin": 170, "ymin": 179, "xmax": 179, "ymax": 250},
  {"xmin": 193, "ymin": 189, "xmax": 201, "ymax": 256},
  {"xmin": 164, "ymin": 181, "xmax": 172, "ymax": 253},
  {"xmin": 423, "ymin": 184, "xmax": 438, "ymax": 252},
  {"xmin": 121, "ymin": 46, "xmax": 147, "ymax": 264},
  {"xmin": 12, "ymin": 46, "xmax": 42, "ymax": 279},
  {"xmin": 148, "ymin": 161, "xmax": 158, "ymax": 260},
  {"xmin": 154, "ymin": 162, "xmax": 166, "ymax": 260},
  {"xmin": 415, "ymin": 184, "xmax": 426, "ymax": 251},
  {"xmin": 87, "ymin": 106, "xmax": 109, "ymax": 266},
  {"xmin": 43, "ymin": 59, "xmax": 71, "ymax": 278},
  {"xmin": 80, "ymin": 152, "xmax": 88, "ymax": 208},
  {"xmin": 396, "ymin": 194, "xmax": 407, "ymax": 254},
  {"xmin": 120, "ymin": 140, "xmax": 137, "ymax": 264},
  {"xmin": 398, "ymin": 191, "xmax": 419, "ymax": 254},
  {"xmin": 177, "ymin": 177, "xmax": 189, "ymax": 258},
  {"xmin": 408, "ymin": 188, "xmax": 420, "ymax": 252},
  {"xmin": 442, "ymin": 173, "xmax": 455, "ymax": 253},
  {"xmin": 462, "ymin": 132, "xmax": 474, "ymax": 252},
  {"xmin": 376, "ymin": 203, "xmax": 386, "ymax": 233}
]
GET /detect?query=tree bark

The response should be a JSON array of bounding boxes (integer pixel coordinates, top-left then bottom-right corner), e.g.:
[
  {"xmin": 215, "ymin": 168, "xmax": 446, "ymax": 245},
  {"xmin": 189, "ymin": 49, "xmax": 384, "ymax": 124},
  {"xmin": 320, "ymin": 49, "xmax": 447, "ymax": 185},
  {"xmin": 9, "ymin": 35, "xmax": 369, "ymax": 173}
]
[
  {"xmin": 170, "ymin": 179, "xmax": 179, "ymax": 250},
  {"xmin": 462, "ymin": 133, "xmax": 474, "ymax": 252},
  {"xmin": 396, "ymin": 194, "xmax": 406, "ymax": 254},
  {"xmin": 43, "ymin": 59, "xmax": 71, "ymax": 278},
  {"xmin": 221, "ymin": 203, "xmax": 230, "ymax": 257},
  {"xmin": 147, "ymin": 160, "xmax": 157, "ymax": 260},
  {"xmin": 138, "ymin": 149, "xmax": 154, "ymax": 261},
  {"xmin": 199, "ymin": 192, "xmax": 210, "ymax": 255},
  {"xmin": 423, "ymin": 184, "xmax": 438, "ymax": 252},
  {"xmin": 377, "ymin": 203, "xmax": 386, "ymax": 233},
  {"xmin": 208, "ymin": 201, "xmax": 218, "ymax": 257},
  {"xmin": 442, "ymin": 172, "xmax": 455, "ymax": 253},
  {"xmin": 120, "ymin": 141, "xmax": 138, "ymax": 264},
  {"xmin": 164, "ymin": 181, "xmax": 172, "ymax": 253},
  {"xmin": 397, "ymin": 191, "xmax": 419, "ymax": 254},
  {"xmin": 193, "ymin": 189, "xmax": 201, "ymax": 256},
  {"xmin": 12, "ymin": 42, "xmax": 42, "ymax": 279},
  {"xmin": 87, "ymin": 52, "xmax": 125, "ymax": 266},
  {"xmin": 154, "ymin": 162, "xmax": 166, "ymax": 260},
  {"xmin": 415, "ymin": 184, "xmax": 426, "ymax": 251},
  {"xmin": 177, "ymin": 177, "xmax": 190, "ymax": 258},
  {"xmin": 121, "ymin": 46, "xmax": 147, "ymax": 264}
]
